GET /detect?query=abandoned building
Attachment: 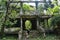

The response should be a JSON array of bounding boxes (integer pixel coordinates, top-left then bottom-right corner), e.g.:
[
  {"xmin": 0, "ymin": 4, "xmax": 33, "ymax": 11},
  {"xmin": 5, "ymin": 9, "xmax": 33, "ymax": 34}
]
[{"xmin": 0, "ymin": 0, "xmax": 53, "ymax": 40}]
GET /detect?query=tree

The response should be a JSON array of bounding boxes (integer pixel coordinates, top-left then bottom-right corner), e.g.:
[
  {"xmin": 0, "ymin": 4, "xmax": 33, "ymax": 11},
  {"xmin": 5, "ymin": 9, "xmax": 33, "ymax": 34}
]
[
  {"xmin": 46, "ymin": 0, "xmax": 60, "ymax": 15},
  {"xmin": 46, "ymin": 0, "xmax": 60, "ymax": 31}
]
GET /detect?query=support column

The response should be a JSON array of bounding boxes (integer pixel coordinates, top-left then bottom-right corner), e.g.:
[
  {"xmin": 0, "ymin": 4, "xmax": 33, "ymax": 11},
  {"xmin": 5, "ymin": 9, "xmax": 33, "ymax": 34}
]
[
  {"xmin": 18, "ymin": 18, "xmax": 23, "ymax": 40},
  {"xmin": 18, "ymin": 2, "xmax": 23, "ymax": 40},
  {"xmin": 47, "ymin": 19, "xmax": 49, "ymax": 28},
  {"xmin": 21, "ymin": 18, "xmax": 23, "ymax": 32},
  {"xmin": 37, "ymin": 18, "xmax": 39, "ymax": 29}
]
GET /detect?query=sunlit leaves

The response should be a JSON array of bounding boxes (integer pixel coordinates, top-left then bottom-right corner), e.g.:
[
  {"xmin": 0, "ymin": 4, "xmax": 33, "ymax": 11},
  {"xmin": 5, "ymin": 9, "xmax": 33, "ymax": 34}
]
[
  {"xmin": 23, "ymin": 4, "xmax": 34, "ymax": 11},
  {"xmin": 47, "ymin": 5, "xmax": 60, "ymax": 15},
  {"xmin": 8, "ymin": 10, "xmax": 19, "ymax": 19},
  {"xmin": 47, "ymin": 7, "xmax": 53, "ymax": 15},
  {"xmin": 22, "ymin": 4, "xmax": 35, "ymax": 14},
  {"xmin": 53, "ymin": 6, "xmax": 59, "ymax": 13}
]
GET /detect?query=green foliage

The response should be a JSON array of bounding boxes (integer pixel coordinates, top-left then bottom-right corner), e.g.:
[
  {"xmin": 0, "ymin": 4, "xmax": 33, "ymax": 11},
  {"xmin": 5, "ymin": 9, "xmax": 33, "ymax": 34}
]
[
  {"xmin": 5, "ymin": 19, "xmax": 17, "ymax": 27},
  {"xmin": 38, "ymin": 4, "xmax": 44, "ymax": 15},
  {"xmin": 25, "ymin": 20, "xmax": 32, "ymax": 30},
  {"xmin": 0, "ymin": 13, "xmax": 5, "ymax": 26},
  {"xmin": 1, "ymin": 34, "xmax": 60, "ymax": 40},
  {"xmin": 4, "ymin": 9, "xmax": 18, "ymax": 27},
  {"xmin": 4, "ymin": 10, "xmax": 18, "ymax": 27},
  {"xmin": 23, "ymin": 4, "xmax": 30, "ymax": 11},
  {"xmin": 23, "ymin": 4, "xmax": 35, "ymax": 11},
  {"xmin": 23, "ymin": 4, "xmax": 35, "ymax": 14},
  {"xmin": 46, "ymin": 0, "xmax": 60, "ymax": 15},
  {"xmin": 51, "ymin": 15, "xmax": 60, "ymax": 26},
  {"xmin": 10, "ymin": 3, "xmax": 35, "ymax": 14},
  {"xmin": 8, "ymin": 10, "xmax": 19, "ymax": 19},
  {"xmin": 10, "ymin": 3, "xmax": 20, "ymax": 9},
  {"xmin": 46, "ymin": 0, "xmax": 60, "ymax": 29},
  {"xmin": 52, "ymin": 0, "xmax": 58, "ymax": 5},
  {"xmin": 4, "ymin": 2, "xmax": 20, "ymax": 27},
  {"xmin": 0, "ymin": 1, "xmax": 20, "ymax": 33},
  {"xmin": 47, "ymin": 7, "xmax": 53, "ymax": 15},
  {"xmin": 0, "ymin": 0, "xmax": 6, "ymax": 6},
  {"xmin": 2, "ymin": 36, "xmax": 17, "ymax": 40},
  {"xmin": 0, "ymin": 2, "xmax": 6, "ymax": 27},
  {"xmin": 47, "ymin": 5, "xmax": 60, "ymax": 15},
  {"xmin": 10, "ymin": 3, "xmax": 35, "ymax": 11},
  {"xmin": 48, "ymin": 18, "xmax": 52, "ymax": 27},
  {"xmin": 53, "ymin": 6, "xmax": 59, "ymax": 13}
]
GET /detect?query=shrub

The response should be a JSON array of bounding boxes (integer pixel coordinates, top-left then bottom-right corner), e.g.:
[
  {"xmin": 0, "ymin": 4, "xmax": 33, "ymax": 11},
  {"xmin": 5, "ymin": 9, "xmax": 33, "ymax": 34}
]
[
  {"xmin": 25, "ymin": 20, "xmax": 32, "ymax": 30},
  {"xmin": 51, "ymin": 15, "xmax": 60, "ymax": 28}
]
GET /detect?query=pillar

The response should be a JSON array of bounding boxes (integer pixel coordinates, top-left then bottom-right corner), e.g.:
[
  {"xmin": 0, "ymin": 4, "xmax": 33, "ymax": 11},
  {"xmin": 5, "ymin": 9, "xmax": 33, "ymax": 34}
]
[
  {"xmin": 21, "ymin": 18, "xmax": 23, "ymax": 32},
  {"xmin": 37, "ymin": 18, "xmax": 39, "ymax": 29},
  {"xmin": 18, "ymin": 18, "xmax": 23, "ymax": 40}
]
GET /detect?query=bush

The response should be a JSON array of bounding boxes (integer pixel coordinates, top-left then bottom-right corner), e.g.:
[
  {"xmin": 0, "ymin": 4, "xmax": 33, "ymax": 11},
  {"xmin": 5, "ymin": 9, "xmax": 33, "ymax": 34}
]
[
  {"xmin": 51, "ymin": 15, "xmax": 60, "ymax": 30},
  {"xmin": 51, "ymin": 15, "xmax": 60, "ymax": 26},
  {"xmin": 25, "ymin": 20, "xmax": 32, "ymax": 30}
]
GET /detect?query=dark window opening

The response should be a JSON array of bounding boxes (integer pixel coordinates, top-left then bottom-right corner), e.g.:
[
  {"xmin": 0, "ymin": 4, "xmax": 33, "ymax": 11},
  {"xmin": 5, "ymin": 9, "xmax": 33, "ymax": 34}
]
[
  {"xmin": 12, "ymin": 18, "xmax": 20, "ymax": 27},
  {"xmin": 22, "ymin": 18, "xmax": 37, "ymax": 30}
]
